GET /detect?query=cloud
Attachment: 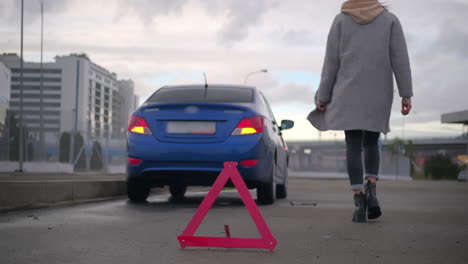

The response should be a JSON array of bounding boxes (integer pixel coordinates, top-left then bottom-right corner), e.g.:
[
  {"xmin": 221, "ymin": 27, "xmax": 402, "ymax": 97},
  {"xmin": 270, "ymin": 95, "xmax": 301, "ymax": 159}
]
[
  {"xmin": 281, "ymin": 29, "xmax": 320, "ymax": 47},
  {"xmin": 215, "ymin": 0, "xmax": 278, "ymax": 44},
  {"xmin": 433, "ymin": 22, "xmax": 468, "ymax": 59},
  {"xmin": 263, "ymin": 82, "xmax": 315, "ymax": 104},
  {"xmin": 375, "ymin": 0, "xmax": 468, "ymax": 133},
  {"xmin": 245, "ymin": 72, "xmax": 316, "ymax": 104},
  {"xmin": 0, "ymin": 0, "xmax": 71, "ymax": 23},
  {"xmin": 112, "ymin": 0, "xmax": 280, "ymax": 45},
  {"xmin": 115, "ymin": 0, "xmax": 188, "ymax": 25}
]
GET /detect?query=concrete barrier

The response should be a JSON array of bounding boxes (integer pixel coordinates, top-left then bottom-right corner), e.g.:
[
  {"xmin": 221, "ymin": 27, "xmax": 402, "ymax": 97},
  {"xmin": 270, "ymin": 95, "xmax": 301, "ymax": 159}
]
[
  {"xmin": 289, "ymin": 170, "xmax": 412, "ymax": 181},
  {"xmin": 0, "ymin": 162, "xmax": 126, "ymax": 174},
  {"xmin": 107, "ymin": 165, "xmax": 126, "ymax": 174},
  {"xmin": 0, "ymin": 180, "xmax": 126, "ymax": 211},
  {"xmin": 0, "ymin": 162, "xmax": 74, "ymax": 173}
]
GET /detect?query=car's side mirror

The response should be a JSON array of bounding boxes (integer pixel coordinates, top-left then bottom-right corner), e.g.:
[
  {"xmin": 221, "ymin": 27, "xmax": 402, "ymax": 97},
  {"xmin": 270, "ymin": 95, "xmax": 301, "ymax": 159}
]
[{"xmin": 280, "ymin": 120, "xmax": 294, "ymax": 131}]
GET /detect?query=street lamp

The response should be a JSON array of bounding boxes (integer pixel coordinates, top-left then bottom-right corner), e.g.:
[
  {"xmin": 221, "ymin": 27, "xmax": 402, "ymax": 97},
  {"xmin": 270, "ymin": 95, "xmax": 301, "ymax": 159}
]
[
  {"xmin": 39, "ymin": 0, "xmax": 45, "ymax": 160},
  {"xmin": 19, "ymin": 0, "xmax": 24, "ymax": 171},
  {"xmin": 243, "ymin": 69, "xmax": 268, "ymax": 84}
]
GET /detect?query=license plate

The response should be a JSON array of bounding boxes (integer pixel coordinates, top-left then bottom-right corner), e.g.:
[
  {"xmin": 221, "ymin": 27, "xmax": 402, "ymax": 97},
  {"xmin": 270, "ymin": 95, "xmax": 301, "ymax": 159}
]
[{"xmin": 167, "ymin": 121, "xmax": 216, "ymax": 135}]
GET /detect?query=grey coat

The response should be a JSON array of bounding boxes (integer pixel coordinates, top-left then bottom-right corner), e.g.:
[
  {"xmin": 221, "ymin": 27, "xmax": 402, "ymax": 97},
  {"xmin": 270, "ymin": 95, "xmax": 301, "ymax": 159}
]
[{"xmin": 308, "ymin": 11, "xmax": 413, "ymax": 134}]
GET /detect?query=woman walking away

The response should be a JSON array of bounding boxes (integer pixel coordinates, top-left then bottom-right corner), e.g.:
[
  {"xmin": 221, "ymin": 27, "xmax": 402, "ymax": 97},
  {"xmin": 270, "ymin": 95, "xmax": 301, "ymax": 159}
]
[{"xmin": 307, "ymin": 0, "xmax": 413, "ymax": 223}]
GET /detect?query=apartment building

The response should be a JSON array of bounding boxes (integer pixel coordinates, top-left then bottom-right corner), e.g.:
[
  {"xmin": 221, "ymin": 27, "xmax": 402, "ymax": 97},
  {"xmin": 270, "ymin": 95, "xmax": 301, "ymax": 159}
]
[
  {"xmin": 0, "ymin": 53, "xmax": 138, "ymax": 159},
  {"xmin": 0, "ymin": 54, "xmax": 62, "ymax": 145}
]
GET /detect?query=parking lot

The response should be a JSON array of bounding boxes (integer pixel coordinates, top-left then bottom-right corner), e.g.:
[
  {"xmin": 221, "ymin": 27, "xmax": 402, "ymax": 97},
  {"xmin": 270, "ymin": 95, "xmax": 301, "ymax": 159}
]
[{"xmin": 1, "ymin": 178, "xmax": 467, "ymax": 264}]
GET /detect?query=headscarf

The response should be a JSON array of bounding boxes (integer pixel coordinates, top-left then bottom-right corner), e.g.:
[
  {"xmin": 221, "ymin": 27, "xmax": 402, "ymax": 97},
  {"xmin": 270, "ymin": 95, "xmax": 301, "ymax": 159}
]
[{"xmin": 341, "ymin": 0, "xmax": 385, "ymax": 24}]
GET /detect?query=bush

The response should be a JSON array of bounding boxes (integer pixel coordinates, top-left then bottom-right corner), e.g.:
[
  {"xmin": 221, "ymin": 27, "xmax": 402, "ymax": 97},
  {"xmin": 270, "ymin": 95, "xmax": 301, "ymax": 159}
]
[
  {"xmin": 424, "ymin": 153, "xmax": 462, "ymax": 180},
  {"xmin": 74, "ymin": 133, "xmax": 86, "ymax": 170},
  {"xmin": 59, "ymin": 132, "xmax": 85, "ymax": 169},
  {"xmin": 59, "ymin": 132, "xmax": 70, "ymax": 163},
  {"xmin": 90, "ymin": 141, "xmax": 103, "ymax": 170}
]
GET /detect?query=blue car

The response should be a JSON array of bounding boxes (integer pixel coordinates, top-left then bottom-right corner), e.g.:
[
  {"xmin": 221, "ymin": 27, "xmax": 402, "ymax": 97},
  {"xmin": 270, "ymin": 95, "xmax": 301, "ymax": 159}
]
[{"xmin": 126, "ymin": 84, "xmax": 294, "ymax": 204}]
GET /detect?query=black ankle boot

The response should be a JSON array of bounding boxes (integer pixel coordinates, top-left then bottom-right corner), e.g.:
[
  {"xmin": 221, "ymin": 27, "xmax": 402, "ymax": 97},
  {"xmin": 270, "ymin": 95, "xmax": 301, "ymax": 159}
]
[
  {"xmin": 365, "ymin": 181, "xmax": 382, "ymax": 219},
  {"xmin": 352, "ymin": 192, "xmax": 367, "ymax": 223}
]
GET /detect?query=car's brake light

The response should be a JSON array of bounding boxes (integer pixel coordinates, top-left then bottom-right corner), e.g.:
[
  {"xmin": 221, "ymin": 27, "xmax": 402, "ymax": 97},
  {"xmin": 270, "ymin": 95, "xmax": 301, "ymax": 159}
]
[
  {"xmin": 128, "ymin": 157, "xmax": 142, "ymax": 165},
  {"xmin": 128, "ymin": 116, "xmax": 152, "ymax": 134},
  {"xmin": 232, "ymin": 117, "xmax": 265, "ymax": 135},
  {"xmin": 240, "ymin": 160, "xmax": 259, "ymax": 166}
]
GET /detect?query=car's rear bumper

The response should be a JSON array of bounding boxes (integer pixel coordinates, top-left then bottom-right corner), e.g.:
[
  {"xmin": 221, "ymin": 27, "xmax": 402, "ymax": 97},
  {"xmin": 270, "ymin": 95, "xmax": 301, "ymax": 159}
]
[{"xmin": 127, "ymin": 132, "xmax": 274, "ymax": 186}]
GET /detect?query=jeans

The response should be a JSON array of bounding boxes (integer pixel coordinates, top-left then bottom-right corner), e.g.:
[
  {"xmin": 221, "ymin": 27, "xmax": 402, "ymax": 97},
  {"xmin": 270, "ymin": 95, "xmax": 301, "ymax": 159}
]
[{"xmin": 345, "ymin": 130, "xmax": 380, "ymax": 190}]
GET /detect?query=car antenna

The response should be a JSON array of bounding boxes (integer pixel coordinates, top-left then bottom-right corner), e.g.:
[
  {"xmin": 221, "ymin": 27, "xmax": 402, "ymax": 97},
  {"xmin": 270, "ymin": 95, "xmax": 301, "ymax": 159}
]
[{"xmin": 203, "ymin": 72, "xmax": 208, "ymax": 98}]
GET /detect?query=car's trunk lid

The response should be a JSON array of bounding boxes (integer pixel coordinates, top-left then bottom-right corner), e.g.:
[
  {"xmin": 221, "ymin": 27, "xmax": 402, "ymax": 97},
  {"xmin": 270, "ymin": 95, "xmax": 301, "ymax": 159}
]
[{"xmin": 141, "ymin": 103, "xmax": 252, "ymax": 143}]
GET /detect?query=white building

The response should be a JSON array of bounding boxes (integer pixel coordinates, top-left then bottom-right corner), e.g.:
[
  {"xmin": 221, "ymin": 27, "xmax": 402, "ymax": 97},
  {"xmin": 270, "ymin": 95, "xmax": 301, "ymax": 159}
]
[
  {"xmin": 0, "ymin": 53, "xmax": 138, "ymax": 160},
  {"xmin": 118, "ymin": 79, "xmax": 140, "ymax": 136},
  {"xmin": 54, "ymin": 54, "xmax": 123, "ymax": 139},
  {"xmin": 0, "ymin": 60, "xmax": 10, "ymax": 124},
  {"xmin": 0, "ymin": 61, "xmax": 11, "ymax": 160}
]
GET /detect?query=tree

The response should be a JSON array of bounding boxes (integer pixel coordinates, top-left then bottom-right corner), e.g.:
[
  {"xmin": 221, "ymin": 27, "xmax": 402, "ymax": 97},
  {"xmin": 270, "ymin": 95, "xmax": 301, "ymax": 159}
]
[
  {"xmin": 388, "ymin": 138, "xmax": 417, "ymax": 175},
  {"xmin": 73, "ymin": 133, "xmax": 86, "ymax": 170},
  {"xmin": 7, "ymin": 110, "xmax": 32, "ymax": 162},
  {"xmin": 27, "ymin": 140, "xmax": 34, "ymax": 162},
  {"xmin": 0, "ymin": 110, "xmax": 8, "ymax": 160},
  {"xmin": 59, "ymin": 132, "xmax": 86, "ymax": 169},
  {"xmin": 424, "ymin": 153, "xmax": 462, "ymax": 180},
  {"xmin": 388, "ymin": 138, "xmax": 415, "ymax": 159},
  {"xmin": 7, "ymin": 111, "xmax": 20, "ymax": 161},
  {"xmin": 90, "ymin": 141, "xmax": 103, "ymax": 170},
  {"xmin": 59, "ymin": 132, "xmax": 70, "ymax": 163}
]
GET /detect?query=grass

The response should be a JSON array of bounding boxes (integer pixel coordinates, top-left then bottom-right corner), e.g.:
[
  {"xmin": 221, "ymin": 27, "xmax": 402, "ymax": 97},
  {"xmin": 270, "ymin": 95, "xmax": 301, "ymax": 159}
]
[{"xmin": 411, "ymin": 171, "xmax": 459, "ymax": 181}]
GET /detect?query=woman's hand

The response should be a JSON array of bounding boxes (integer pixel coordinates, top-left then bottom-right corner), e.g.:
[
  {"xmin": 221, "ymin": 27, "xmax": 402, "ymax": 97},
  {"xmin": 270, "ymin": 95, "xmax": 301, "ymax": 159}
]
[
  {"xmin": 315, "ymin": 99, "xmax": 327, "ymax": 112},
  {"xmin": 401, "ymin": 97, "xmax": 412, "ymax": 115}
]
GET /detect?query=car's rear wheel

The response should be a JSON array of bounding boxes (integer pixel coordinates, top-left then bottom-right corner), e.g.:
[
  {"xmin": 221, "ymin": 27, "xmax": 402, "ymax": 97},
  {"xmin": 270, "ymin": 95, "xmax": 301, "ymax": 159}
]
[
  {"xmin": 257, "ymin": 163, "xmax": 276, "ymax": 205},
  {"xmin": 127, "ymin": 180, "xmax": 150, "ymax": 203},
  {"xmin": 276, "ymin": 165, "xmax": 288, "ymax": 199},
  {"xmin": 169, "ymin": 185, "xmax": 187, "ymax": 200},
  {"xmin": 276, "ymin": 179, "xmax": 288, "ymax": 199}
]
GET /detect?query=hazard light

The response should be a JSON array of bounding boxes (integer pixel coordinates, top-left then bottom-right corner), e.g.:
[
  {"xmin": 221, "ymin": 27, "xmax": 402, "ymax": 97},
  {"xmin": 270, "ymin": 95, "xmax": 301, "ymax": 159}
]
[
  {"xmin": 128, "ymin": 116, "xmax": 152, "ymax": 134},
  {"xmin": 232, "ymin": 117, "xmax": 265, "ymax": 135}
]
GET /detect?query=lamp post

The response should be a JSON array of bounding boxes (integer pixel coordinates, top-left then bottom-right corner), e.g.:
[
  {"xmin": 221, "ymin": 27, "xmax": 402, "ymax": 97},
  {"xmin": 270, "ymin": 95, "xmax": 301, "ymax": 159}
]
[
  {"xmin": 19, "ymin": 0, "xmax": 24, "ymax": 171},
  {"xmin": 243, "ymin": 69, "xmax": 268, "ymax": 84},
  {"xmin": 39, "ymin": 0, "xmax": 44, "ymax": 160}
]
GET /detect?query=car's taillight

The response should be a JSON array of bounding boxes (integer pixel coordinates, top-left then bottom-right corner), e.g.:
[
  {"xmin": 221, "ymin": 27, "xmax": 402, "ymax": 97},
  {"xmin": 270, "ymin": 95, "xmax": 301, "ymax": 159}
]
[
  {"xmin": 128, "ymin": 115, "xmax": 152, "ymax": 134},
  {"xmin": 232, "ymin": 117, "xmax": 265, "ymax": 135},
  {"xmin": 128, "ymin": 157, "xmax": 142, "ymax": 165},
  {"xmin": 240, "ymin": 160, "xmax": 258, "ymax": 166}
]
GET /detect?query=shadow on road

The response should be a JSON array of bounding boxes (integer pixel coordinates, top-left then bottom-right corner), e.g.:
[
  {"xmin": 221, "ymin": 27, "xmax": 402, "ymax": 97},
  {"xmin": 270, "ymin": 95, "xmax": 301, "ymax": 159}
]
[{"xmin": 125, "ymin": 191, "xmax": 249, "ymax": 212}]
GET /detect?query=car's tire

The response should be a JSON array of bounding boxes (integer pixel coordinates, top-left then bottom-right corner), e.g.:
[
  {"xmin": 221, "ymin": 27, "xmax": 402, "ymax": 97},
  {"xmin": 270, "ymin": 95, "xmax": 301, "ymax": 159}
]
[
  {"xmin": 169, "ymin": 185, "xmax": 187, "ymax": 200},
  {"xmin": 257, "ymin": 163, "xmax": 276, "ymax": 205},
  {"xmin": 276, "ymin": 178, "xmax": 288, "ymax": 199},
  {"xmin": 127, "ymin": 181, "xmax": 150, "ymax": 203}
]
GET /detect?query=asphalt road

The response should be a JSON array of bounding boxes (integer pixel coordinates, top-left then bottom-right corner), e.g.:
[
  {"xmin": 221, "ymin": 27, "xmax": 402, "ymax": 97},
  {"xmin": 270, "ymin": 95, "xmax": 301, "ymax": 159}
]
[{"xmin": 1, "ymin": 179, "xmax": 467, "ymax": 264}]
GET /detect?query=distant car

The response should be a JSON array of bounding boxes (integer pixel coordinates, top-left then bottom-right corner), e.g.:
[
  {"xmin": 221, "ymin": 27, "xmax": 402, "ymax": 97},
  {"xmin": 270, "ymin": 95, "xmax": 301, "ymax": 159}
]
[{"xmin": 126, "ymin": 84, "xmax": 294, "ymax": 204}]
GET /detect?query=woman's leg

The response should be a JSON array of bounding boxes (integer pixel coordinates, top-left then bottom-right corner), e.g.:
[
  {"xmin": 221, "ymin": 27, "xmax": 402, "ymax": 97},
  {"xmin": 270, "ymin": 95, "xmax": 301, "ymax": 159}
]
[
  {"xmin": 345, "ymin": 130, "xmax": 364, "ymax": 193},
  {"xmin": 363, "ymin": 131, "xmax": 380, "ymax": 181},
  {"xmin": 345, "ymin": 130, "xmax": 367, "ymax": 222},
  {"xmin": 363, "ymin": 130, "xmax": 382, "ymax": 219}
]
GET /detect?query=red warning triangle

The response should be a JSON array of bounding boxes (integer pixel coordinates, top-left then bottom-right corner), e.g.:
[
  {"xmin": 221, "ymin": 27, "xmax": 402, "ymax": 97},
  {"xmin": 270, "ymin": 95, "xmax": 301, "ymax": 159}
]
[{"xmin": 177, "ymin": 162, "xmax": 278, "ymax": 251}]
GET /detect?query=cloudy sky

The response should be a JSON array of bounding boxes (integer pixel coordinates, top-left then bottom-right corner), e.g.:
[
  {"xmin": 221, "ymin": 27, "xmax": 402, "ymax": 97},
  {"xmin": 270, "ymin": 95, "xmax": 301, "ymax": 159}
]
[{"xmin": 1, "ymin": 0, "xmax": 467, "ymax": 141}]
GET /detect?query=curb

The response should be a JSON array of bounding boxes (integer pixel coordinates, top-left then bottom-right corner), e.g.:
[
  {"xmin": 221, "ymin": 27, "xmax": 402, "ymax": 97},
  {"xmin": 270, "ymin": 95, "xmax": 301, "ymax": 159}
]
[{"xmin": 0, "ymin": 180, "xmax": 127, "ymax": 212}]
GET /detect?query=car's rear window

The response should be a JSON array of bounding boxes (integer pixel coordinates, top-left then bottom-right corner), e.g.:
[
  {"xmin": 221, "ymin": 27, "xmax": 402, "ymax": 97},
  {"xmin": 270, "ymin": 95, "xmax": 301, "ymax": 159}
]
[{"xmin": 147, "ymin": 87, "xmax": 254, "ymax": 103}]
